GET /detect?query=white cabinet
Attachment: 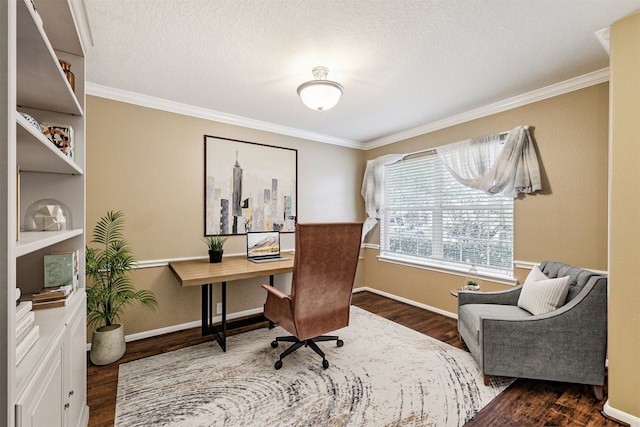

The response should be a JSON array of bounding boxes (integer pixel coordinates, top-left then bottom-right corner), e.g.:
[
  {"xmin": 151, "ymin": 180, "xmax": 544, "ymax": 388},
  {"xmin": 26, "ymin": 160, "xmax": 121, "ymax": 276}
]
[
  {"xmin": 2, "ymin": 0, "xmax": 88, "ymax": 425},
  {"xmin": 64, "ymin": 297, "xmax": 87, "ymax": 427},
  {"xmin": 15, "ymin": 334, "xmax": 65, "ymax": 427},
  {"xmin": 15, "ymin": 293, "xmax": 87, "ymax": 427}
]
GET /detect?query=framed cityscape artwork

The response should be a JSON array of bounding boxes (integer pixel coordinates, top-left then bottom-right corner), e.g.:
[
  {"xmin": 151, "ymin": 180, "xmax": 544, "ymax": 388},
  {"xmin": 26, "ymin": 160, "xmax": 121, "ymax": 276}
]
[{"xmin": 204, "ymin": 135, "xmax": 297, "ymax": 235}]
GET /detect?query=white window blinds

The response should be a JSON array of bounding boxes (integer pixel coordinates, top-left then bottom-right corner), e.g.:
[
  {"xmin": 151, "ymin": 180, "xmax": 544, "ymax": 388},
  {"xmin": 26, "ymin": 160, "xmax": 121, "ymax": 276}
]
[{"xmin": 381, "ymin": 153, "xmax": 514, "ymax": 275}]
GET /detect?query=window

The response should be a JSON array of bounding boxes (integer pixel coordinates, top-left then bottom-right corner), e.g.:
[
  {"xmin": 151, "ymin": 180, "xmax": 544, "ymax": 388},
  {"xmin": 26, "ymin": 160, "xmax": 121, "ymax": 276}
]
[{"xmin": 381, "ymin": 153, "xmax": 514, "ymax": 278}]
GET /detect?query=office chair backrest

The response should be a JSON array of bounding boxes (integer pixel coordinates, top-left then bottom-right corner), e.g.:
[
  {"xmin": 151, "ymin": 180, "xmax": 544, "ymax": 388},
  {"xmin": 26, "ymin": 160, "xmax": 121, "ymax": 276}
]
[{"xmin": 290, "ymin": 222, "xmax": 363, "ymax": 341}]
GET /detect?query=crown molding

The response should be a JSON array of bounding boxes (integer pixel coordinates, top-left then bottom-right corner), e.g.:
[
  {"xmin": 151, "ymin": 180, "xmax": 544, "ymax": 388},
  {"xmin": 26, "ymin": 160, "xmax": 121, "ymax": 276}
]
[
  {"xmin": 365, "ymin": 68, "xmax": 610, "ymax": 149},
  {"xmin": 88, "ymin": 68, "xmax": 609, "ymax": 152},
  {"xmin": 595, "ymin": 27, "xmax": 611, "ymax": 55},
  {"xmin": 85, "ymin": 82, "xmax": 365, "ymax": 150}
]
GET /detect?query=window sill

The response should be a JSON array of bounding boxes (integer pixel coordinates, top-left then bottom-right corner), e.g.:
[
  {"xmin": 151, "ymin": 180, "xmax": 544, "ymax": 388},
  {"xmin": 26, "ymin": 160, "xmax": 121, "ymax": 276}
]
[{"xmin": 377, "ymin": 253, "xmax": 519, "ymax": 286}]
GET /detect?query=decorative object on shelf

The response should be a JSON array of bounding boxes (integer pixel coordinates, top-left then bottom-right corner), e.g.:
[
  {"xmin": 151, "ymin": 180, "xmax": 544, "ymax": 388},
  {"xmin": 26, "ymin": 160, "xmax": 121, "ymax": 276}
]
[
  {"xmin": 463, "ymin": 265, "xmax": 482, "ymax": 290},
  {"xmin": 203, "ymin": 234, "xmax": 228, "ymax": 263},
  {"xmin": 25, "ymin": 283, "xmax": 74, "ymax": 310},
  {"xmin": 24, "ymin": 198, "xmax": 71, "ymax": 231},
  {"xmin": 58, "ymin": 59, "xmax": 75, "ymax": 92},
  {"xmin": 86, "ymin": 210, "xmax": 158, "ymax": 365},
  {"xmin": 44, "ymin": 251, "xmax": 78, "ymax": 289},
  {"xmin": 41, "ymin": 122, "xmax": 74, "ymax": 159},
  {"xmin": 297, "ymin": 66, "xmax": 344, "ymax": 111},
  {"xmin": 18, "ymin": 112, "xmax": 41, "ymax": 132}
]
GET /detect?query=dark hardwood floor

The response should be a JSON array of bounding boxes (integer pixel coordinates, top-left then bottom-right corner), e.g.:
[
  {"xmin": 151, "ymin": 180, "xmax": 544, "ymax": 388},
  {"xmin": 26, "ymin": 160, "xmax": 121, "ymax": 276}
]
[{"xmin": 87, "ymin": 291, "xmax": 622, "ymax": 427}]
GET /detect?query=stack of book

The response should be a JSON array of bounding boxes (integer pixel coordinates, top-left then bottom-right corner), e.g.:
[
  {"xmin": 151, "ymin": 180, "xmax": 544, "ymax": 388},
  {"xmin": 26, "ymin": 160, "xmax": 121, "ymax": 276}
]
[
  {"xmin": 16, "ymin": 299, "xmax": 38, "ymax": 365},
  {"xmin": 26, "ymin": 284, "xmax": 74, "ymax": 310}
]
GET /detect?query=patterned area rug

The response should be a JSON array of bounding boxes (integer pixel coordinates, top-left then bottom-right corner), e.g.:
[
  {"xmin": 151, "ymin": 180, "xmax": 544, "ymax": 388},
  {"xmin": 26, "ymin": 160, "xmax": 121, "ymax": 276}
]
[{"xmin": 115, "ymin": 307, "xmax": 512, "ymax": 426}]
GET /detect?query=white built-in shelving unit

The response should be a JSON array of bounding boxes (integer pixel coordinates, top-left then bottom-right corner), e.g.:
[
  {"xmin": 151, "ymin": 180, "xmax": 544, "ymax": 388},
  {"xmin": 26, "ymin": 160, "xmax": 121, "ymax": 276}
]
[{"xmin": 2, "ymin": 0, "xmax": 89, "ymax": 425}]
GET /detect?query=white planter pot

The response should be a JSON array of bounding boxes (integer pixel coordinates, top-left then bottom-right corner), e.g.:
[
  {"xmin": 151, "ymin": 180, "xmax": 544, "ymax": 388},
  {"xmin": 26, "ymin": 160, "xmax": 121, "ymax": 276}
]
[{"xmin": 90, "ymin": 323, "xmax": 126, "ymax": 365}]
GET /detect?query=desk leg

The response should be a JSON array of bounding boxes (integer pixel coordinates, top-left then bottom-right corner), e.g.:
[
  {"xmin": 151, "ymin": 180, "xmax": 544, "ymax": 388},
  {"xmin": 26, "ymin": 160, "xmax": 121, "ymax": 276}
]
[
  {"xmin": 220, "ymin": 281, "xmax": 227, "ymax": 351},
  {"xmin": 201, "ymin": 284, "xmax": 212, "ymax": 335},
  {"xmin": 201, "ymin": 283, "xmax": 227, "ymax": 352},
  {"xmin": 268, "ymin": 275, "xmax": 275, "ymax": 329},
  {"xmin": 201, "ymin": 277, "xmax": 275, "ymax": 351}
]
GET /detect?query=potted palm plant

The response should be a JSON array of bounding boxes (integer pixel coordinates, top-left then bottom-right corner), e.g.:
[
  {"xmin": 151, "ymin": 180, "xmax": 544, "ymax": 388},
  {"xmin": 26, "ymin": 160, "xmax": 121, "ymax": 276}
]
[
  {"xmin": 86, "ymin": 210, "xmax": 158, "ymax": 365},
  {"xmin": 203, "ymin": 234, "xmax": 228, "ymax": 263}
]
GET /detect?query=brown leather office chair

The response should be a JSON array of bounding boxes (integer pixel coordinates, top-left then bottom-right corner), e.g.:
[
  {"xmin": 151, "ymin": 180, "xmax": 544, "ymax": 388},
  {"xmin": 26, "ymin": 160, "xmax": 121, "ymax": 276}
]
[{"xmin": 261, "ymin": 222, "xmax": 363, "ymax": 370}]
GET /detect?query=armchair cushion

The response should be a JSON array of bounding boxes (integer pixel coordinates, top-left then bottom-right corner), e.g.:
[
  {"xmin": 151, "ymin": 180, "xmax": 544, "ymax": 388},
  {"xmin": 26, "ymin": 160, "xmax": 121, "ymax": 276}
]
[
  {"xmin": 458, "ymin": 304, "xmax": 531, "ymax": 346},
  {"xmin": 517, "ymin": 273, "xmax": 571, "ymax": 315}
]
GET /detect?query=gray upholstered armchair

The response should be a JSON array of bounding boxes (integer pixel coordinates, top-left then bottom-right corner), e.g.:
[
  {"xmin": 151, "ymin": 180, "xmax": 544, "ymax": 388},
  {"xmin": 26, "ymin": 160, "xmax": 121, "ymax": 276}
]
[{"xmin": 457, "ymin": 261, "xmax": 607, "ymax": 399}]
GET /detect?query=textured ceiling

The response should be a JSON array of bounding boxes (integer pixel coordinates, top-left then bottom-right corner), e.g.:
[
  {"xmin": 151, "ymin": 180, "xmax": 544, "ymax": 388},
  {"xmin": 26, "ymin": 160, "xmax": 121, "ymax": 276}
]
[{"xmin": 83, "ymin": 0, "xmax": 640, "ymax": 146}]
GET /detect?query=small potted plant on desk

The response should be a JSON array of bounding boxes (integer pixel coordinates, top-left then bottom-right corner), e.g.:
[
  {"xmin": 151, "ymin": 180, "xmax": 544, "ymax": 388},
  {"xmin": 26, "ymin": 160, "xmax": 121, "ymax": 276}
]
[{"xmin": 203, "ymin": 234, "xmax": 228, "ymax": 263}]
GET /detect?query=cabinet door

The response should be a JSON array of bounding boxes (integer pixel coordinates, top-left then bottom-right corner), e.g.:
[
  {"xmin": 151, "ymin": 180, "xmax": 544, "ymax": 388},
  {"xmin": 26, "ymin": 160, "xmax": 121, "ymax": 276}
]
[
  {"xmin": 64, "ymin": 303, "xmax": 87, "ymax": 427},
  {"xmin": 15, "ymin": 345, "xmax": 64, "ymax": 427}
]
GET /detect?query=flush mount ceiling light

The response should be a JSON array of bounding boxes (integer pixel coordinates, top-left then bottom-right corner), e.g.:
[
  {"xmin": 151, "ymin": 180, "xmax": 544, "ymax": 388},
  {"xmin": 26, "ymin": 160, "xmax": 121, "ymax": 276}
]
[{"xmin": 297, "ymin": 66, "xmax": 344, "ymax": 111}]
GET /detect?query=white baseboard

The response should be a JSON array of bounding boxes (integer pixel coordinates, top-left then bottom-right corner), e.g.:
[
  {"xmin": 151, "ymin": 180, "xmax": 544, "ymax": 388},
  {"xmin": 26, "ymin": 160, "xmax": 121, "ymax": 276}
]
[
  {"xmin": 353, "ymin": 286, "xmax": 457, "ymax": 319},
  {"xmin": 603, "ymin": 400, "xmax": 640, "ymax": 427},
  {"xmin": 86, "ymin": 307, "xmax": 264, "ymax": 351},
  {"xmin": 87, "ymin": 288, "xmax": 457, "ymax": 351}
]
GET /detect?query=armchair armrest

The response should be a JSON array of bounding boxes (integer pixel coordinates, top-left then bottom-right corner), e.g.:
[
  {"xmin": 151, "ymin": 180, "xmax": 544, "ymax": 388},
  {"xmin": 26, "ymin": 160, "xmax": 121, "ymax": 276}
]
[
  {"xmin": 480, "ymin": 277, "xmax": 607, "ymax": 385},
  {"xmin": 262, "ymin": 285, "xmax": 295, "ymax": 332},
  {"xmin": 261, "ymin": 284, "xmax": 291, "ymax": 302},
  {"xmin": 458, "ymin": 286, "xmax": 522, "ymax": 306}
]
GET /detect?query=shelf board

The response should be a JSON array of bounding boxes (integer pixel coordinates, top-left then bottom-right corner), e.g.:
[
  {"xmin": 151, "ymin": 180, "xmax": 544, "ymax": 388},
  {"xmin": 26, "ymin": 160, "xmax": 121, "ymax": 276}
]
[
  {"xmin": 32, "ymin": 0, "xmax": 84, "ymax": 56},
  {"xmin": 16, "ymin": 0, "xmax": 83, "ymax": 115},
  {"xmin": 16, "ymin": 229, "xmax": 83, "ymax": 258},
  {"xmin": 16, "ymin": 114, "xmax": 83, "ymax": 175}
]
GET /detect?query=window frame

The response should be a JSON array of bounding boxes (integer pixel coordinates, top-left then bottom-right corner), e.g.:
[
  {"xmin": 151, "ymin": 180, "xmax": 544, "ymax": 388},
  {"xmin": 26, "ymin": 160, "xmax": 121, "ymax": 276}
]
[{"xmin": 379, "ymin": 153, "xmax": 516, "ymax": 284}]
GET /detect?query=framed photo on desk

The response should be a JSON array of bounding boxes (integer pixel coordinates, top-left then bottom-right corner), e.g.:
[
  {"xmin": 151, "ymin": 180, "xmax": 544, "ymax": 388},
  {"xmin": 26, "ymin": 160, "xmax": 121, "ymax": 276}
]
[{"xmin": 204, "ymin": 135, "xmax": 297, "ymax": 235}]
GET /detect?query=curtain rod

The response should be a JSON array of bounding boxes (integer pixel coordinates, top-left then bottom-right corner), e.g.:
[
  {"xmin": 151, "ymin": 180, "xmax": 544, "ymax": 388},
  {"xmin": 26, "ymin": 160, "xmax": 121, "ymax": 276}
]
[{"xmin": 401, "ymin": 128, "xmax": 516, "ymax": 161}]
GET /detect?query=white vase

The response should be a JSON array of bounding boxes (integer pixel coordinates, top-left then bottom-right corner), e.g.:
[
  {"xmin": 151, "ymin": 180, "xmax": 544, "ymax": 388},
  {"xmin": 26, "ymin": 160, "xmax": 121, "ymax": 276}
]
[{"xmin": 90, "ymin": 323, "xmax": 126, "ymax": 365}]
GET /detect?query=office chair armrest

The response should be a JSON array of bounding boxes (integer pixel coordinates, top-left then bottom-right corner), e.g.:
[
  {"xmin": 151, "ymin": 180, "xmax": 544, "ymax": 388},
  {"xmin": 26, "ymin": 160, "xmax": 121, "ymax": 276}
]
[{"xmin": 261, "ymin": 284, "xmax": 291, "ymax": 301}]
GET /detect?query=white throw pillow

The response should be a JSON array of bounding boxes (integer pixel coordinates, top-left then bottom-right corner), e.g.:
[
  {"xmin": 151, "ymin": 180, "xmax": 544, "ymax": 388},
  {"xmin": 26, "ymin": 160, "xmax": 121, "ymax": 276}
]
[
  {"xmin": 517, "ymin": 268, "xmax": 571, "ymax": 315},
  {"xmin": 523, "ymin": 265, "xmax": 548, "ymax": 285}
]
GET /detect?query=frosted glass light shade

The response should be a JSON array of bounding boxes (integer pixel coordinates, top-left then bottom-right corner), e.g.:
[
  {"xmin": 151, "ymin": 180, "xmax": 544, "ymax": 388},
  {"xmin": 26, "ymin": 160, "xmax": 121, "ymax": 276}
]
[{"xmin": 297, "ymin": 66, "xmax": 344, "ymax": 111}]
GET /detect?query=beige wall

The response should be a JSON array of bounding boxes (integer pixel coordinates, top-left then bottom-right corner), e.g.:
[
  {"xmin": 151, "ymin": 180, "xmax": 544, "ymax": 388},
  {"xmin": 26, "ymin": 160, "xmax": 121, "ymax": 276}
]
[
  {"xmin": 87, "ymin": 61, "xmax": 639, "ymax": 420},
  {"xmin": 86, "ymin": 96, "xmax": 366, "ymax": 339},
  {"xmin": 84, "ymin": 26, "xmax": 640, "ymax": 419},
  {"xmin": 363, "ymin": 84, "xmax": 609, "ymax": 314},
  {"xmin": 608, "ymin": 12, "xmax": 640, "ymax": 421}
]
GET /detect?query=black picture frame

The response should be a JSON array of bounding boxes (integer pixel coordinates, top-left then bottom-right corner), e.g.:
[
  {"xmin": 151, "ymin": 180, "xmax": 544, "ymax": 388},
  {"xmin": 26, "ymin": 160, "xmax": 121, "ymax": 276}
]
[{"xmin": 204, "ymin": 135, "xmax": 297, "ymax": 235}]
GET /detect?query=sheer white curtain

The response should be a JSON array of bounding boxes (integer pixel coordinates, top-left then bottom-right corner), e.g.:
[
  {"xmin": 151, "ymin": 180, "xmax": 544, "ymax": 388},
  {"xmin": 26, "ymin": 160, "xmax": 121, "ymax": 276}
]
[
  {"xmin": 436, "ymin": 125, "xmax": 541, "ymax": 197},
  {"xmin": 360, "ymin": 154, "xmax": 403, "ymax": 239}
]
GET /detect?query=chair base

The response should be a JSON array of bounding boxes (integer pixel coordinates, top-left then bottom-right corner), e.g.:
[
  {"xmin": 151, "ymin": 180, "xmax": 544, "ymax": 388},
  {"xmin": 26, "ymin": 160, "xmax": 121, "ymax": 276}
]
[{"xmin": 271, "ymin": 335, "xmax": 344, "ymax": 370}]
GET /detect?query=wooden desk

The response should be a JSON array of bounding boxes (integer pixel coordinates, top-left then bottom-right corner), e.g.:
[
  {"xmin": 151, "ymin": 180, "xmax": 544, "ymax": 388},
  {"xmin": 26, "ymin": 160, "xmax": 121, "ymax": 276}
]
[{"xmin": 169, "ymin": 254, "xmax": 294, "ymax": 351}]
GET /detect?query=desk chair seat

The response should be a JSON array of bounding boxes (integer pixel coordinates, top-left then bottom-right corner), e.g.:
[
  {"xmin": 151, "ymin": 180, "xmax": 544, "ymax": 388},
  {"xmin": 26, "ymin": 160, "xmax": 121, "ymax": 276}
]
[{"xmin": 262, "ymin": 222, "xmax": 362, "ymax": 370}]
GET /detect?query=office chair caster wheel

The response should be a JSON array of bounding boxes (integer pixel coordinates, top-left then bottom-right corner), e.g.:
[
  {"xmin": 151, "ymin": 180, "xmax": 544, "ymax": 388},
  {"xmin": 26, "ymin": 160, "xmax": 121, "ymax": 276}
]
[
  {"xmin": 336, "ymin": 339, "xmax": 344, "ymax": 347},
  {"xmin": 275, "ymin": 360, "xmax": 283, "ymax": 370},
  {"xmin": 271, "ymin": 341, "xmax": 278, "ymax": 348},
  {"xmin": 322, "ymin": 359, "xmax": 329, "ymax": 369}
]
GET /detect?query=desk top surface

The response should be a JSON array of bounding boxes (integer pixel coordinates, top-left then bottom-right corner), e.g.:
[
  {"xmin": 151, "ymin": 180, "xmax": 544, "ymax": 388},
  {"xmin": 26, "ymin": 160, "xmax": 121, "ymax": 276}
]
[{"xmin": 169, "ymin": 253, "xmax": 295, "ymax": 287}]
